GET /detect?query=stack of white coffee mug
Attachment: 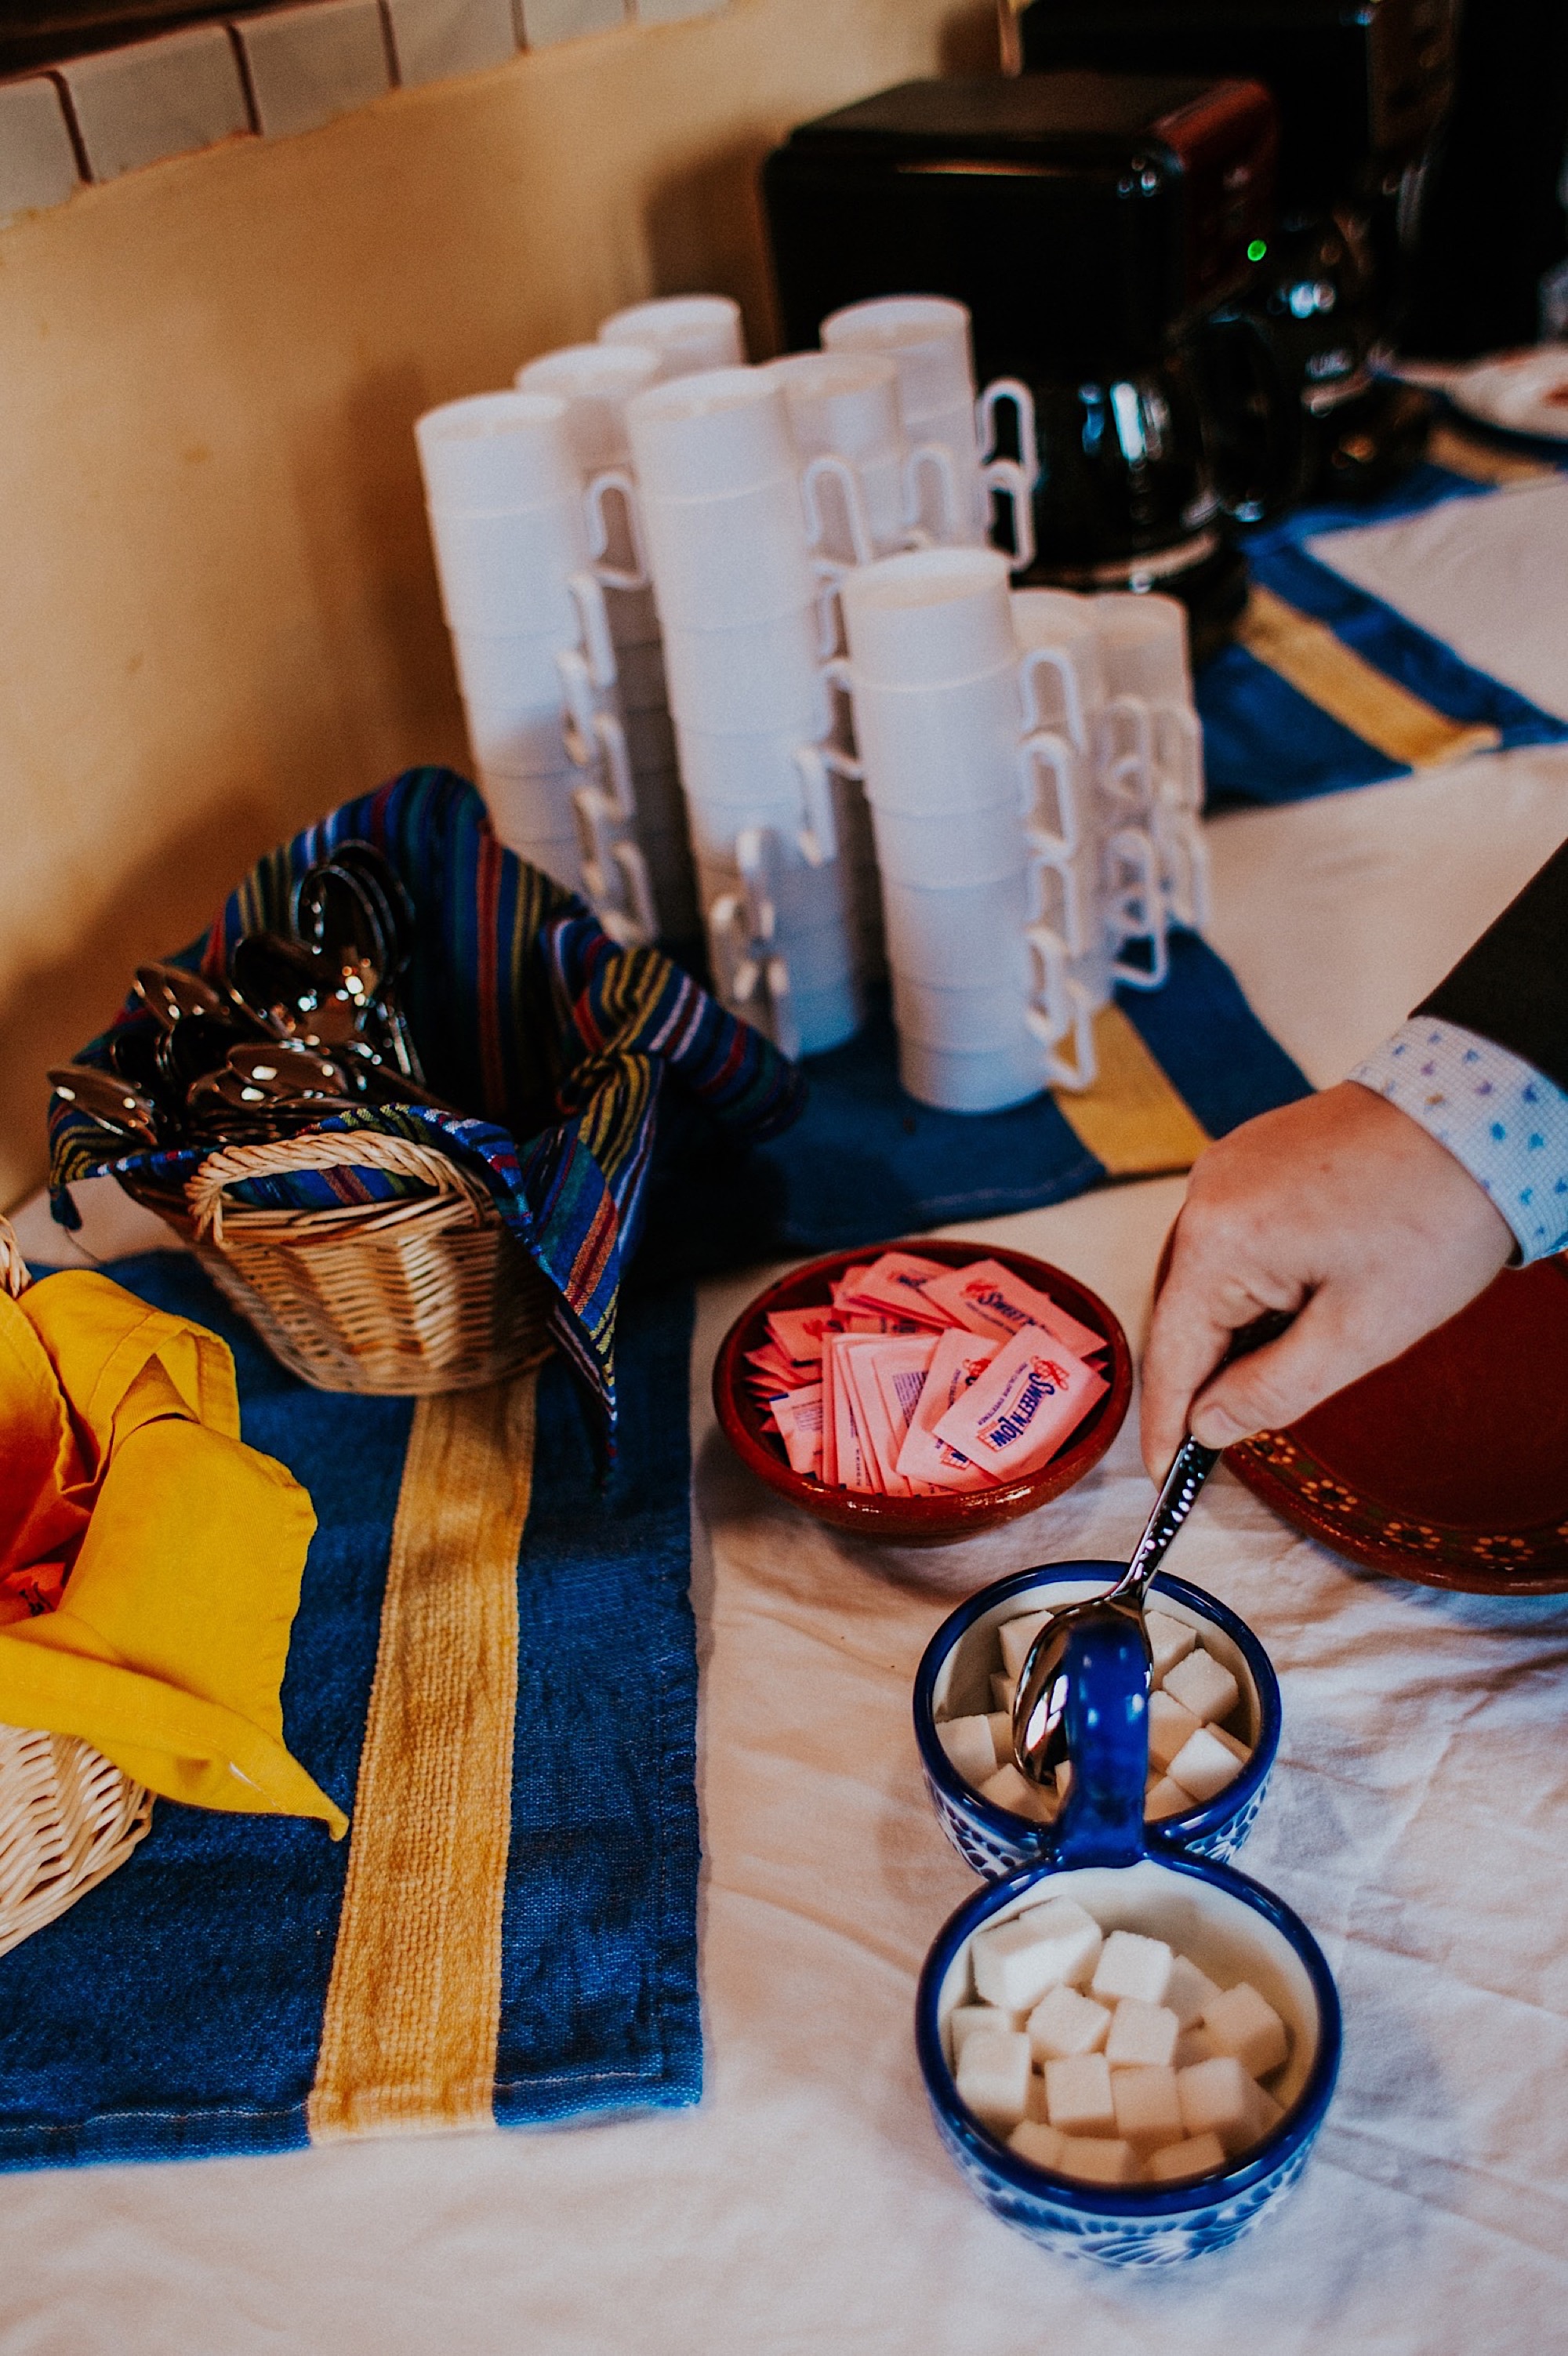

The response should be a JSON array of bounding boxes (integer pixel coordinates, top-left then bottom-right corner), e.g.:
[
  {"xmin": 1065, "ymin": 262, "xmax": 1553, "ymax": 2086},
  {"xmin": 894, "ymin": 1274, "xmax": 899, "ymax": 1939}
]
[
  {"xmin": 516, "ymin": 339, "xmax": 698, "ymax": 943},
  {"xmin": 414, "ymin": 388, "xmax": 658, "ymax": 943},
  {"xmin": 624, "ymin": 363, "xmax": 867, "ymax": 1058},
  {"xmin": 836, "ymin": 552, "xmax": 1203, "ymax": 1113}
]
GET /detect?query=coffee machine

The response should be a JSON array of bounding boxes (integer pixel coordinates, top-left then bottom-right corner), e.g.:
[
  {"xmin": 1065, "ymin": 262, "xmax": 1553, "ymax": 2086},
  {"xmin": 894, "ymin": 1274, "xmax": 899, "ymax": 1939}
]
[
  {"xmin": 763, "ymin": 71, "xmax": 1283, "ymax": 658},
  {"xmin": 1014, "ymin": 0, "xmax": 1457, "ymax": 503}
]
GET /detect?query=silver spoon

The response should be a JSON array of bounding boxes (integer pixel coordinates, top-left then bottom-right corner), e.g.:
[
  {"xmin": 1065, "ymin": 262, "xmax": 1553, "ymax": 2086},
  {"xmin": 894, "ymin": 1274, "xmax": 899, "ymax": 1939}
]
[{"xmin": 1011, "ymin": 1312, "xmax": 1289, "ymax": 1786}]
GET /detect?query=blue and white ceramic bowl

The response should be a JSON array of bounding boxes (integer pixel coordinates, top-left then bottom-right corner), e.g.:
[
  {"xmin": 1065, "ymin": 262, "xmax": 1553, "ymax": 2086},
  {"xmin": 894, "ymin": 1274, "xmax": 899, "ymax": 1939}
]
[
  {"xmin": 913, "ymin": 1561, "xmax": 1280, "ymax": 1878},
  {"xmin": 916, "ymin": 1848, "xmax": 1342, "ymax": 2267}
]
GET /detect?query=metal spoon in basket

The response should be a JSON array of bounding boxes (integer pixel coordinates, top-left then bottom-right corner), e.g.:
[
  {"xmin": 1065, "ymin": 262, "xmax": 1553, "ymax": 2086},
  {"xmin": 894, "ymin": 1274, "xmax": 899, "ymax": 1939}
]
[{"xmin": 1011, "ymin": 1312, "xmax": 1290, "ymax": 1788}]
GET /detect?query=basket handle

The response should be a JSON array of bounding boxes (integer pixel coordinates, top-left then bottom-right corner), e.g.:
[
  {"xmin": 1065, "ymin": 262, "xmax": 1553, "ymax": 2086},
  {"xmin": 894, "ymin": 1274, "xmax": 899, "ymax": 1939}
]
[
  {"xmin": 186, "ymin": 1131, "xmax": 495, "ymax": 1247},
  {"xmin": 0, "ymin": 1214, "xmax": 29, "ymax": 1298}
]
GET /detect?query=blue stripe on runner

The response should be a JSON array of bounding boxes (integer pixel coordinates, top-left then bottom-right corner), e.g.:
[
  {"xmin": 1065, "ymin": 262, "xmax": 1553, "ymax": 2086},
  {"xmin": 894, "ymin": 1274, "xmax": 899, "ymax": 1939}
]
[
  {"xmin": 1254, "ymin": 541, "xmax": 1568, "ymax": 746},
  {"xmin": 495, "ymin": 1283, "xmax": 702, "ymax": 2125},
  {"xmin": 1117, "ymin": 931, "xmax": 1310, "ymax": 1138},
  {"xmin": 1198, "ymin": 642, "xmax": 1403, "ymax": 808}
]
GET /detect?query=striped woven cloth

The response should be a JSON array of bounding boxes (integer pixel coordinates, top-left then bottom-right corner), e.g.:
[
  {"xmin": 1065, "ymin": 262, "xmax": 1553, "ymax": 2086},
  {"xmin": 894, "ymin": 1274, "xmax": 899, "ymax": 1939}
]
[
  {"xmin": 1201, "ymin": 416, "xmax": 1568, "ymax": 807},
  {"xmin": 46, "ymin": 769, "xmax": 803, "ymax": 1421}
]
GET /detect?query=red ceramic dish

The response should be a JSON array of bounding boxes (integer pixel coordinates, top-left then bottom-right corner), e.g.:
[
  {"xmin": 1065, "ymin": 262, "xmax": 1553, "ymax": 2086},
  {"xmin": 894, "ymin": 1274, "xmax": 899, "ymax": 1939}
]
[
  {"xmin": 712, "ymin": 1236, "xmax": 1133, "ymax": 1541},
  {"xmin": 1228, "ymin": 1255, "xmax": 1568, "ymax": 1593}
]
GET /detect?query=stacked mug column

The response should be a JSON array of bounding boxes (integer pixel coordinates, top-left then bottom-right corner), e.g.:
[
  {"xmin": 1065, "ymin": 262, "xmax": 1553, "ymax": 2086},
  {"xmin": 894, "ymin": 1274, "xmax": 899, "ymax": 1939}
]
[
  {"xmin": 416, "ymin": 390, "xmax": 633, "ymax": 920},
  {"xmin": 837, "ymin": 547, "xmax": 1093, "ymax": 1113},
  {"xmin": 626, "ymin": 365, "xmax": 864, "ymax": 1058},
  {"xmin": 517, "ymin": 340, "xmax": 699, "ymax": 942}
]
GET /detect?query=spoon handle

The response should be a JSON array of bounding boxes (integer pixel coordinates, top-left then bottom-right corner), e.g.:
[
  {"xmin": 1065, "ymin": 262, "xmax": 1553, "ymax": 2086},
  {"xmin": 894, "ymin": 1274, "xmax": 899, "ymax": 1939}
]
[{"xmin": 1110, "ymin": 1435, "xmax": 1219, "ymax": 1606}]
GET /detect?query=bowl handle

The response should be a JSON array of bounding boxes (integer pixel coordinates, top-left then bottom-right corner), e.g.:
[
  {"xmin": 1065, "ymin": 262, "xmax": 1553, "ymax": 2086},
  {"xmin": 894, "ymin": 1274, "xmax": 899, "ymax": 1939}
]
[{"xmin": 1052, "ymin": 1607, "xmax": 1151, "ymax": 1869}]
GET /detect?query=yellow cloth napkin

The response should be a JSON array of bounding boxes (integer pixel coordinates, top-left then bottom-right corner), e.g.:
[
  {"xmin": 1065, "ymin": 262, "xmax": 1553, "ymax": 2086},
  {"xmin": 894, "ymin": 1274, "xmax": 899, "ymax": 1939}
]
[{"xmin": 0, "ymin": 1270, "xmax": 347, "ymax": 1837}]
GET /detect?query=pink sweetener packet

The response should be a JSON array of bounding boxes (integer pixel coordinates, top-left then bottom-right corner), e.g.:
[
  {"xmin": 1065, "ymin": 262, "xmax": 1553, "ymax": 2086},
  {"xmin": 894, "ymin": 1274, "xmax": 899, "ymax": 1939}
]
[
  {"xmin": 868, "ymin": 1334, "xmax": 944, "ymax": 1496},
  {"xmin": 829, "ymin": 1264, "xmax": 873, "ymax": 1311},
  {"xmin": 828, "ymin": 1337, "xmax": 880, "ymax": 1492},
  {"xmin": 895, "ymin": 1329, "xmax": 1000, "ymax": 1493},
  {"xmin": 837, "ymin": 1250, "xmax": 958, "ymax": 1328},
  {"xmin": 767, "ymin": 1381, "xmax": 824, "ymax": 1479},
  {"xmin": 840, "ymin": 1341, "xmax": 916, "ymax": 1497},
  {"xmin": 766, "ymin": 1307, "xmax": 835, "ymax": 1367},
  {"xmin": 819, "ymin": 1335, "xmax": 839, "ymax": 1486},
  {"xmin": 931, "ymin": 1327, "xmax": 1108, "ymax": 1482},
  {"xmin": 747, "ymin": 1341, "xmax": 801, "ymax": 1389},
  {"xmin": 920, "ymin": 1257, "xmax": 1105, "ymax": 1360}
]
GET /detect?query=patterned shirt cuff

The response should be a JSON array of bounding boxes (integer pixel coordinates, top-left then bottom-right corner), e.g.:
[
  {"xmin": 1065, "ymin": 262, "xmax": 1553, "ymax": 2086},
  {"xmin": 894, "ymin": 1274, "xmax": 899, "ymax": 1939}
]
[{"xmin": 1350, "ymin": 1018, "xmax": 1568, "ymax": 1265}]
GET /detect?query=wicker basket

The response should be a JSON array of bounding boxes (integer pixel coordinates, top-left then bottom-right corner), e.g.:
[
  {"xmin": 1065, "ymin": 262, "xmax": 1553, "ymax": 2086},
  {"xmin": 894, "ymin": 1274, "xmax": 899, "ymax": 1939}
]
[
  {"xmin": 128, "ymin": 1128, "xmax": 555, "ymax": 1396},
  {"xmin": 0, "ymin": 1214, "xmax": 154, "ymax": 1958}
]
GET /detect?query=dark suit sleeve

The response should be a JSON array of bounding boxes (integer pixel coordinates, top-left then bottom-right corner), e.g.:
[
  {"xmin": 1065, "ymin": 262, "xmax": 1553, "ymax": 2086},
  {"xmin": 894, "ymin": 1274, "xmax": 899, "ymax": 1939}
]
[{"xmin": 1414, "ymin": 837, "xmax": 1568, "ymax": 1093}]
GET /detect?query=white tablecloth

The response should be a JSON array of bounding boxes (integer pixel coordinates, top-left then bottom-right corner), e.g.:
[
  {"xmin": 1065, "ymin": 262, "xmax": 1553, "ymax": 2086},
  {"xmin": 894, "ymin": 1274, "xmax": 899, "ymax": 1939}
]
[{"xmin": 7, "ymin": 746, "xmax": 1568, "ymax": 2356}]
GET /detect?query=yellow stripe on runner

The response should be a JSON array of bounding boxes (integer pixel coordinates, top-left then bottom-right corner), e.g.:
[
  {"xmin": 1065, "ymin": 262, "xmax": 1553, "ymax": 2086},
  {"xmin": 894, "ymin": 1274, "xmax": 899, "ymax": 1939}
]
[
  {"xmin": 1053, "ymin": 1004, "xmax": 1210, "ymax": 1178},
  {"xmin": 307, "ymin": 1369, "xmax": 538, "ymax": 2141},
  {"xmin": 1238, "ymin": 584, "xmax": 1501, "ymax": 769},
  {"xmin": 1428, "ymin": 425, "xmax": 1557, "ymax": 488}
]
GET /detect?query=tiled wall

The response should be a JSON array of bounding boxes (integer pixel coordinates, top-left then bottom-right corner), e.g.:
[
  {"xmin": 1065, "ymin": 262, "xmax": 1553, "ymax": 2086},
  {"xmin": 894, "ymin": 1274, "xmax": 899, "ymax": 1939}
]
[{"xmin": 0, "ymin": 0, "xmax": 727, "ymax": 220}]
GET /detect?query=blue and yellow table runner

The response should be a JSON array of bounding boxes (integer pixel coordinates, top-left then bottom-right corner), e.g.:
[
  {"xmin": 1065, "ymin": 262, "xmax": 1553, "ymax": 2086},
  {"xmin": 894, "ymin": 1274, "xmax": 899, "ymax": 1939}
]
[
  {"xmin": 1200, "ymin": 417, "xmax": 1568, "ymax": 808},
  {"xmin": 0, "ymin": 1255, "xmax": 702, "ymax": 2168}
]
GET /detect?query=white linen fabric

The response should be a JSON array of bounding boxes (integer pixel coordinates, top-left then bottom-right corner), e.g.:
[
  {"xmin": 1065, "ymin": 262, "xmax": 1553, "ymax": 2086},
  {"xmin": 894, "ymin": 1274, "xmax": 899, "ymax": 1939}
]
[
  {"xmin": 5, "ymin": 742, "xmax": 1568, "ymax": 2355},
  {"xmin": 1306, "ymin": 481, "xmax": 1568, "ymax": 724}
]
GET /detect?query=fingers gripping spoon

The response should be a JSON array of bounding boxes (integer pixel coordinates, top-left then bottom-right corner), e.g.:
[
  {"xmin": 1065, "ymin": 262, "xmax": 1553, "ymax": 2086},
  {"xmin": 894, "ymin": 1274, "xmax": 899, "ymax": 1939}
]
[{"xmin": 1011, "ymin": 1313, "xmax": 1289, "ymax": 1785}]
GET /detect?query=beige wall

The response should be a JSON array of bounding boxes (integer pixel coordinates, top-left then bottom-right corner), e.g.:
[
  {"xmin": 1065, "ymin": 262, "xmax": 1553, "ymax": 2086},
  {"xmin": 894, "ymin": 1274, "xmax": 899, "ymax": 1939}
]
[{"xmin": 0, "ymin": 0, "xmax": 995, "ymax": 1207}]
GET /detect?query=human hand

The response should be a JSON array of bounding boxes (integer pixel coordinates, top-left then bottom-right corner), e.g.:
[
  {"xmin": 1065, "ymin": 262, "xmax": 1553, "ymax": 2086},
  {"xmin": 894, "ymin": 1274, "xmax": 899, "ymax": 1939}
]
[{"xmin": 1139, "ymin": 1082, "xmax": 1515, "ymax": 1478}]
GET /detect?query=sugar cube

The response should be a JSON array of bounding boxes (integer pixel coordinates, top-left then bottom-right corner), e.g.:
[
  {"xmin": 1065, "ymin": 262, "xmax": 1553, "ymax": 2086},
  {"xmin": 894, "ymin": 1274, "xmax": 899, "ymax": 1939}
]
[
  {"xmin": 1147, "ymin": 1690, "xmax": 1203, "ymax": 1772},
  {"xmin": 971, "ymin": 1897, "xmax": 1103, "ymax": 2011},
  {"xmin": 991, "ymin": 1672, "xmax": 1018, "ymax": 1712},
  {"xmin": 1145, "ymin": 2131, "xmax": 1226, "ymax": 2184},
  {"xmin": 949, "ymin": 2003, "xmax": 1019, "ymax": 2058},
  {"xmin": 1145, "ymin": 1776, "xmax": 1191, "ymax": 1823},
  {"xmin": 1174, "ymin": 2026, "xmax": 1217, "ymax": 2069},
  {"xmin": 1091, "ymin": 1929, "xmax": 1173, "ymax": 2006},
  {"xmin": 1162, "ymin": 1647, "xmax": 1240, "ymax": 1728},
  {"xmin": 1008, "ymin": 2119, "xmax": 1066, "ymax": 2170},
  {"xmin": 986, "ymin": 1711, "xmax": 1014, "ymax": 1764},
  {"xmin": 1166, "ymin": 1725, "xmax": 1247, "ymax": 1805},
  {"xmin": 955, "ymin": 2028, "xmax": 1033, "ymax": 2129},
  {"xmin": 1044, "ymin": 2052, "xmax": 1116, "ymax": 2136},
  {"xmin": 1056, "ymin": 2136, "xmax": 1137, "ymax": 2187},
  {"xmin": 937, "ymin": 1713, "xmax": 999, "ymax": 1787},
  {"xmin": 1163, "ymin": 1954, "xmax": 1222, "ymax": 2031},
  {"xmin": 1110, "ymin": 2063, "xmax": 1184, "ymax": 2155},
  {"xmin": 1146, "ymin": 1610, "xmax": 1197, "ymax": 1685},
  {"xmin": 1026, "ymin": 1981, "xmax": 1110, "ymax": 2061},
  {"xmin": 998, "ymin": 1612, "xmax": 1050, "ymax": 1679},
  {"xmin": 978, "ymin": 1762, "xmax": 1055, "ymax": 1824},
  {"xmin": 1202, "ymin": 1981, "xmax": 1289, "ymax": 2078},
  {"xmin": 1105, "ymin": 1998, "xmax": 1179, "ymax": 2068},
  {"xmin": 1176, "ymin": 2055, "xmax": 1258, "ymax": 2153},
  {"xmin": 1250, "ymin": 2084, "xmax": 1285, "ymax": 2141}
]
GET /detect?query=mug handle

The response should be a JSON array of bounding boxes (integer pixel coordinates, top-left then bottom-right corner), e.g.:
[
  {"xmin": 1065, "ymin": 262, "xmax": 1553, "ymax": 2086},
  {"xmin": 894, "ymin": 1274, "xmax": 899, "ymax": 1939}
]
[
  {"xmin": 570, "ymin": 784, "xmax": 657, "ymax": 949},
  {"xmin": 817, "ymin": 654, "xmax": 866, "ymax": 780},
  {"xmin": 1027, "ymin": 840, "xmax": 1087, "ymax": 960},
  {"xmin": 566, "ymin": 572, "xmax": 618, "ymax": 691},
  {"xmin": 982, "ymin": 456, "xmax": 1036, "ymax": 573},
  {"xmin": 589, "ymin": 710, "xmax": 637, "ymax": 823},
  {"xmin": 1100, "ymin": 695, "xmax": 1155, "ymax": 819},
  {"xmin": 1018, "ymin": 728, "xmax": 1080, "ymax": 860},
  {"xmin": 555, "ymin": 645, "xmax": 601, "ymax": 757},
  {"xmin": 978, "ymin": 376, "xmax": 1040, "ymax": 491},
  {"xmin": 903, "ymin": 441, "xmax": 964, "ymax": 544},
  {"xmin": 735, "ymin": 826, "xmax": 801, "ymax": 1060},
  {"xmin": 1152, "ymin": 702, "xmax": 1205, "ymax": 811},
  {"xmin": 583, "ymin": 468, "xmax": 649, "ymax": 592},
  {"xmin": 1105, "ymin": 826, "xmax": 1171, "ymax": 991},
  {"xmin": 1019, "ymin": 644, "xmax": 1089, "ymax": 753},
  {"xmin": 793, "ymin": 742, "xmax": 839, "ymax": 866},
  {"xmin": 1152, "ymin": 803, "xmax": 1212, "ymax": 933},
  {"xmin": 1022, "ymin": 917, "xmax": 1098, "ymax": 1091},
  {"xmin": 800, "ymin": 454, "xmax": 876, "ymax": 568}
]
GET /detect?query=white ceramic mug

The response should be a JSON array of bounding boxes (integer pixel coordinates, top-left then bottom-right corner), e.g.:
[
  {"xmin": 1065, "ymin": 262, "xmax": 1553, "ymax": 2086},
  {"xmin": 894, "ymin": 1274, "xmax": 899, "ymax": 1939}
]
[
  {"xmin": 661, "ymin": 605, "xmax": 832, "ymax": 736},
  {"xmin": 838, "ymin": 546, "xmax": 1017, "ymax": 688},
  {"xmin": 515, "ymin": 341, "xmax": 662, "ymax": 472},
  {"xmin": 416, "ymin": 390, "xmax": 579, "ymax": 512},
  {"xmin": 599, "ymin": 294, "xmax": 746, "ymax": 381},
  {"xmin": 625, "ymin": 366, "xmax": 795, "ymax": 502}
]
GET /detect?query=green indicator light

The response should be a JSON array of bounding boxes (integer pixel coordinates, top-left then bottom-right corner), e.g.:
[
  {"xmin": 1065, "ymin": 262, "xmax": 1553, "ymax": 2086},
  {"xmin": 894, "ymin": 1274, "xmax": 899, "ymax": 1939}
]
[{"xmin": 1247, "ymin": 239, "xmax": 1268, "ymax": 262}]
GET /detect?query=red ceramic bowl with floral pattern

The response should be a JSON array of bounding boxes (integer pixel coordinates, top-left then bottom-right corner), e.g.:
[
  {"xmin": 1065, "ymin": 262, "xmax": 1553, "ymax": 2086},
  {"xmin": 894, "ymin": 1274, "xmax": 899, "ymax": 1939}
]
[{"xmin": 713, "ymin": 1236, "xmax": 1132, "ymax": 1542}]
